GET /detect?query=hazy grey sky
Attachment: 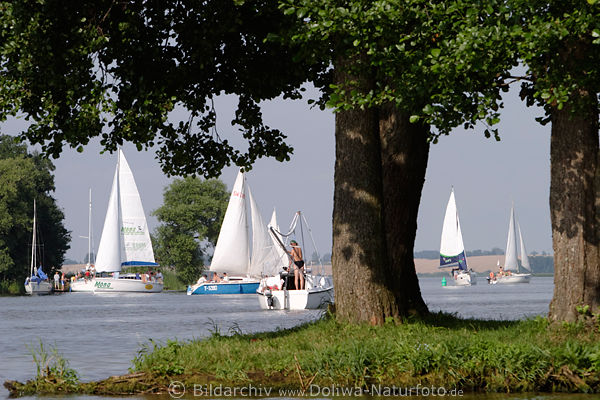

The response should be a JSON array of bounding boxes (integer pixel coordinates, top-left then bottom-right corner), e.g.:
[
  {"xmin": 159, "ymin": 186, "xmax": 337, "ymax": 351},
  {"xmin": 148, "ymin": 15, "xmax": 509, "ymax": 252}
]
[{"xmin": 4, "ymin": 85, "xmax": 552, "ymax": 263}]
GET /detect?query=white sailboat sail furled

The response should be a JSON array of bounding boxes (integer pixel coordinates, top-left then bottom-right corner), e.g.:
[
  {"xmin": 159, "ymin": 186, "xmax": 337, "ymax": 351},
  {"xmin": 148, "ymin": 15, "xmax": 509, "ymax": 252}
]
[
  {"xmin": 187, "ymin": 170, "xmax": 278, "ymax": 294},
  {"xmin": 439, "ymin": 188, "xmax": 477, "ymax": 286},
  {"xmin": 267, "ymin": 209, "xmax": 290, "ymax": 272},
  {"xmin": 257, "ymin": 211, "xmax": 334, "ymax": 310},
  {"xmin": 490, "ymin": 204, "xmax": 531, "ymax": 284},
  {"xmin": 24, "ymin": 200, "xmax": 53, "ymax": 295},
  {"xmin": 72, "ymin": 150, "xmax": 162, "ymax": 293}
]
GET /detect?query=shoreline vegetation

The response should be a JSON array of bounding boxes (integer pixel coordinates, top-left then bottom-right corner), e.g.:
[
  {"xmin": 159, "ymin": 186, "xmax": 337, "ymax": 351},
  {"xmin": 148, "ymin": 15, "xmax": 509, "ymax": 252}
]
[{"xmin": 5, "ymin": 312, "xmax": 600, "ymax": 397}]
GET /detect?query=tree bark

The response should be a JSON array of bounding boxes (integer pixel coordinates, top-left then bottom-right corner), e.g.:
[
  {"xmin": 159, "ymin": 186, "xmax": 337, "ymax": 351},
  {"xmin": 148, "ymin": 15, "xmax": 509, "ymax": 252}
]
[
  {"xmin": 332, "ymin": 100, "xmax": 396, "ymax": 324},
  {"xmin": 548, "ymin": 95, "xmax": 600, "ymax": 322},
  {"xmin": 331, "ymin": 62, "xmax": 429, "ymax": 324},
  {"xmin": 379, "ymin": 103, "xmax": 429, "ymax": 316}
]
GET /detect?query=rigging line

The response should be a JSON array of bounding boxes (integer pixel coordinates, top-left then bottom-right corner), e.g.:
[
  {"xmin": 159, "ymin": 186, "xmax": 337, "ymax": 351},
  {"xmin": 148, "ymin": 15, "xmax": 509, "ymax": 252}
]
[
  {"xmin": 269, "ymin": 227, "xmax": 293, "ymax": 265},
  {"xmin": 271, "ymin": 212, "xmax": 299, "ymax": 237},
  {"xmin": 298, "ymin": 211, "xmax": 306, "ymax": 264},
  {"xmin": 301, "ymin": 213, "xmax": 324, "ymax": 275}
]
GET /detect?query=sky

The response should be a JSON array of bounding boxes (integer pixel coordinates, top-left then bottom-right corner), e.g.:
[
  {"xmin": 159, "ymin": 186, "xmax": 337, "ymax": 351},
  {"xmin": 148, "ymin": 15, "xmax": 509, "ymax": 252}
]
[{"xmin": 3, "ymin": 85, "xmax": 553, "ymax": 263}]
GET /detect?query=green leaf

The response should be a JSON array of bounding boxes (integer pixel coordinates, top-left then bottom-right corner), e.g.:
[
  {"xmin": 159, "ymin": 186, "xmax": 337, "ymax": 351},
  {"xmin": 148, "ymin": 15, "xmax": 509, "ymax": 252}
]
[
  {"xmin": 431, "ymin": 48, "xmax": 441, "ymax": 58},
  {"xmin": 409, "ymin": 115, "xmax": 419, "ymax": 123}
]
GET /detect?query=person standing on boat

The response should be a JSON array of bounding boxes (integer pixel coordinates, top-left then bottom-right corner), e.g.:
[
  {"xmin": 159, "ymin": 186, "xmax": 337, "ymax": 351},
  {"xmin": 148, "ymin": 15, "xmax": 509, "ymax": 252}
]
[{"xmin": 289, "ymin": 240, "xmax": 305, "ymax": 290}]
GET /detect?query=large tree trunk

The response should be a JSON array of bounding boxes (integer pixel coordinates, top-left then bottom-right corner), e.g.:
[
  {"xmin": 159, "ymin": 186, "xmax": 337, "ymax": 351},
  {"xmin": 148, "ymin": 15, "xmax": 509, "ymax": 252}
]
[
  {"xmin": 379, "ymin": 103, "xmax": 429, "ymax": 316},
  {"xmin": 331, "ymin": 63, "xmax": 429, "ymax": 324},
  {"xmin": 332, "ymin": 102, "xmax": 397, "ymax": 324},
  {"xmin": 548, "ymin": 96, "xmax": 600, "ymax": 322}
]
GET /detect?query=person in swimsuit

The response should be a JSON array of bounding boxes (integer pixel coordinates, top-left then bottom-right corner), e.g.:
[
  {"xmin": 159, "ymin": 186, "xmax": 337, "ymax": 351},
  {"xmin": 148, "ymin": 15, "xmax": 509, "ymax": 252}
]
[{"xmin": 289, "ymin": 240, "xmax": 305, "ymax": 290}]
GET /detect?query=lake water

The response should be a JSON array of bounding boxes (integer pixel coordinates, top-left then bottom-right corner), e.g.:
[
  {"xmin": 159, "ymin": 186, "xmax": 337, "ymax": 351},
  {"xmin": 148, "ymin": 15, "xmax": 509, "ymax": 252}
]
[{"xmin": 0, "ymin": 276, "xmax": 593, "ymax": 399}]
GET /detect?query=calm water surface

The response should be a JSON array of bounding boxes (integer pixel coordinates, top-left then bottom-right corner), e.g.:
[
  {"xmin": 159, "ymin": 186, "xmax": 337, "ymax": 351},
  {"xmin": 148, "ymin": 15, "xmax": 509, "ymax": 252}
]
[{"xmin": 0, "ymin": 276, "xmax": 591, "ymax": 399}]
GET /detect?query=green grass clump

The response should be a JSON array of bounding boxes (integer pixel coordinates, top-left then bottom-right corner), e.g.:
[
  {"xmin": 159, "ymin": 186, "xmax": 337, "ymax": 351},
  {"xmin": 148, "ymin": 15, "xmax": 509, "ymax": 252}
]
[{"xmin": 131, "ymin": 313, "xmax": 600, "ymax": 393}]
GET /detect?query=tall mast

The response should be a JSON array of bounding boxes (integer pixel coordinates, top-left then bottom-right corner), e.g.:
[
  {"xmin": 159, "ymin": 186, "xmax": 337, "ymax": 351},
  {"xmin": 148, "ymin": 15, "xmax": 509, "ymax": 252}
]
[
  {"xmin": 88, "ymin": 188, "xmax": 92, "ymax": 265},
  {"xmin": 30, "ymin": 199, "xmax": 36, "ymax": 277}
]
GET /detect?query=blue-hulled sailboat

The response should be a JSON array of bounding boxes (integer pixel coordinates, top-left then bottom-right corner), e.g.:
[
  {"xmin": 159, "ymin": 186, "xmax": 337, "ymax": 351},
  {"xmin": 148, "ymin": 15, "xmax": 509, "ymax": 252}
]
[{"xmin": 187, "ymin": 171, "xmax": 283, "ymax": 295}]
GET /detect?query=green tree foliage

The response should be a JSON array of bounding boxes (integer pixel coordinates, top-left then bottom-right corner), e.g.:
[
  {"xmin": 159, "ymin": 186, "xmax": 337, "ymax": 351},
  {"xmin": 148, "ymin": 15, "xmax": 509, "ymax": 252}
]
[
  {"xmin": 0, "ymin": 0, "xmax": 325, "ymax": 177},
  {"xmin": 0, "ymin": 136, "xmax": 70, "ymax": 284},
  {"xmin": 152, "ymin": 177, "xmax": 229, "ymax": 284},
  {"xmin": 282, "ymin": 0, "xmax": 517, "ymax": 135}
]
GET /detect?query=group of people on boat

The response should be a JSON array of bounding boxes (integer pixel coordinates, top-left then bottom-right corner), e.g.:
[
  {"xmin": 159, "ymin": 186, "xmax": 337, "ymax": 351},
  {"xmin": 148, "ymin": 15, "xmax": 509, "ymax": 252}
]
[
  {"xmin": 74, "ymin": 264, "xmax": 96, "ymax": 281},
  {"xmin": 488, "ymin": 266, "xmax": 512, "ymax": 283},
  {"xmin": 135, "ymin": 270, "xmax": 163, "ymax": 283},
  {"xmin": 196, "ymin": 272, "xmax": 230, "ymax": 285}
]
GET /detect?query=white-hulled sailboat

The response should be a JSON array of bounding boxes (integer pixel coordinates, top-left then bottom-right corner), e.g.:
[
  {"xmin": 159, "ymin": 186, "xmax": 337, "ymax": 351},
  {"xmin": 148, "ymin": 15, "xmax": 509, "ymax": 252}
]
[
  {"xmin": 439, "ymin": 188, "xmax": 476, "ymax": 286},
  {"xmin": 71, "ymin": 150, "xmax": 162, "ymax": 293},
  {"xmin": 257, "ymin": 211, "xmax": 334, "ymax": 310},
  {"xmin": 491, "ymin": 204, "xmax": 531, "ymax": 284},
  {"xmin": 24, "ymin": 200, "xmax": 53, "ymax": 295}
]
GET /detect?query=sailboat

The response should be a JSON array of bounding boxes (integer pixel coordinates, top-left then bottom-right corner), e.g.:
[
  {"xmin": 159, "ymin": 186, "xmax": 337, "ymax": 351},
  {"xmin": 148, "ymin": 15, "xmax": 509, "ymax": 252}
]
[
  {"xmin": 493, "ymin": 204, "xmax": 531, "ymax": 284},
  {"xmin": 72, "ymin": 150, "xmax": 162, "ymax": 293},
  {"xmin": 70, "ymin": 189, "xmax": 95, "ymax": 292},
  {"xmin": 24, "ymin": 200, "xmax": 53, "ymax": 295},
  {"xmin": 187, "ymin": 170, "xmax": 279, "ymax": 295},
  {"xmin": 439, "ymin": 188, "xmax": 477, "ymax": 286},
  {"xmin": 256, "ymin": 211, "xmax": 334, "ymax": 310}
]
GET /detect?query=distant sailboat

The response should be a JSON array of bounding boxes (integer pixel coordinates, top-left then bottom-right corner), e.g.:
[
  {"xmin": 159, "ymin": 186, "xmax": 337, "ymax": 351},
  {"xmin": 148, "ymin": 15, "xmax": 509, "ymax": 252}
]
[
  {"xmin": 72, "ymin": 150, "xmax": 162, "ymax": 293},
  {"xmin": 494, "ymin": 204, "xmax": 531, "ymax": 284},
  {"xmin": 24, "ymin": 200, "xmax": 53, "ymax": 295},
  {"xmin": 439, "ymin": 188, "xmax": 476, "ymax": 286}
]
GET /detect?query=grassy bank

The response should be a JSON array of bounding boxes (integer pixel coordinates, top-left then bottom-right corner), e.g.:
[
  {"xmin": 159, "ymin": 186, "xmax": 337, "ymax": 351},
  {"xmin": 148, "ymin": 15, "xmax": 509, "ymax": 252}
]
[{"xmin": 5, "ymin": 312, "xmax": 600, "ymax": 397}]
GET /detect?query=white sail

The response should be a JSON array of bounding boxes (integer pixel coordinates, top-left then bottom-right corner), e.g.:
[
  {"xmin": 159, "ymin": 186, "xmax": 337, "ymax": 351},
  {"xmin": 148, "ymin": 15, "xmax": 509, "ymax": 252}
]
[
  {"xmin": 95, "ymin": 164, "xmax": 122, "ymax": 272},
  {"xmin": 95, "ymin": 150, "xmax": 156, "ymax": 273},
  {"xmin": 504, "ymin": 205, "xmax": 519, "ymax": 271},
  {"xmin": 118, "ymin": 150, "xmax": 155, "ymax": 265},
  {"xmin": 439, "ymin": 189, "xmax": 467, "ymax": 270},
  {"xmin": 517, "ymin": 222, "xmax": 531, "ymax": 272},
  {"xmin": 268, "ymin": 209, "xmax": 288, "ymax": 270},
  {"xmin": 210, "ymin": 171, "xmax": 250, "ymax": 276},
  {"xmin": 248, "ymin": 188, "xmax": 280, "ymax": 277}
]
